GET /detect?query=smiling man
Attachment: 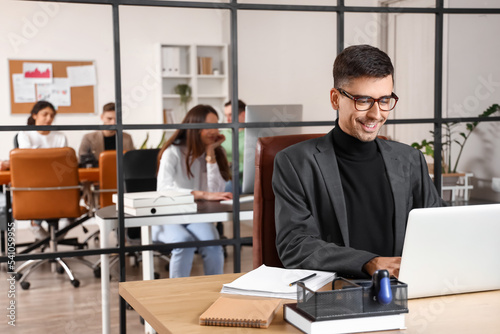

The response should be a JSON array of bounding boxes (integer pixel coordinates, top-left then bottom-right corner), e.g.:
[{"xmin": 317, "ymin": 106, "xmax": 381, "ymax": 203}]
[{"xmin": 273, "ymin": 45, "xmax": 445, "ymax": 279}]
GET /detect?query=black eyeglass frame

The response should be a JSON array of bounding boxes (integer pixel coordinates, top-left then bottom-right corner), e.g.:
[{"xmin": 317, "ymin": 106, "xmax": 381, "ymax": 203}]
[{"xmin": 337, "ymin": 88, "xmax": 399, "ymax": 111}]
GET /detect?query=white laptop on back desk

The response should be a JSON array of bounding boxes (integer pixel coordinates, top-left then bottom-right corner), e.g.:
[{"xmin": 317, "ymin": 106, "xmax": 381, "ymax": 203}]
[{"xmin": 399, "ymin": 204, "xmax": 500, "ymax": 299}]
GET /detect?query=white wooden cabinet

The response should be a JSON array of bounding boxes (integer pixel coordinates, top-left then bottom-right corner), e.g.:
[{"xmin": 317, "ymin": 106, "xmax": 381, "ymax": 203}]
[{"xmin": 159, "ymin": 44, "xmax": 228, "ymax": 123}]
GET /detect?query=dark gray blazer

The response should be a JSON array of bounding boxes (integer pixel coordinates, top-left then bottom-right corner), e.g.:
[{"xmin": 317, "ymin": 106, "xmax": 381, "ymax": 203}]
[{"xmin": 272, "ymin": 130, "xmax": 445, "ymax": 278}]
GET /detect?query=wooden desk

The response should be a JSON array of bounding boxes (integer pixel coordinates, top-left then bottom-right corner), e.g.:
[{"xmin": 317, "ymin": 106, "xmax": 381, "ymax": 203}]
[
  {"xmin": 120, "ymin": 273, "xmax": 500, "ymax": 334},
  {"xmin": 0, "ymin": 167, "xmax": 99, "ymax": 185},
  {"xmin": 96, "ymin": 201, "xmax": 254, "ymax": 334}
]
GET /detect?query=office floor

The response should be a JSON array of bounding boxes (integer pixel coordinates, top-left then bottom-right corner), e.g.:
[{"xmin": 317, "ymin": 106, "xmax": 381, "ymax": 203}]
[{"xmin": 0, "ymin": 219, "xmax": 254, "ymax": 334}]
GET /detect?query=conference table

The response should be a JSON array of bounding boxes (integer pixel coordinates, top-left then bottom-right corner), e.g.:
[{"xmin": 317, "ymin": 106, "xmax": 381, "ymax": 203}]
[
  {"xmin": 0, "ymin": 167, "xmax": 99, "ymax": 185},
  {"xmin": 95, "ymin": 200, "xmax": 254, "ymax": 334},
  {"xmin": 119, "ymin": 272, "xmax": 500, "ymax": 334},
  {"xmin": 0, "ymin": 167, "xmax": 100, "ymax": 219}
]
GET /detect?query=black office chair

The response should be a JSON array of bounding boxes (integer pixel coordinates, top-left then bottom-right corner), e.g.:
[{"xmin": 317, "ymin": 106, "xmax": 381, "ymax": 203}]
[
  {"xmin": 13, "ymin": 133, "xmax": 19, "ymax": 149},
  {"xmin": 122, "ymin": 149, "xmax": 170, "ymax": 274},
  {"xmin": 123, "ymin": 149, "xmax": 160, "ymax": 240}
]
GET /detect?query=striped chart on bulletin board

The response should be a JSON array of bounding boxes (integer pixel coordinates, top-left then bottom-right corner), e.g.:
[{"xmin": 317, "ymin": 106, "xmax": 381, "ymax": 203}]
[{"xmin": 8, "ymin": 59, "xmax": 96, "ymax": 114}]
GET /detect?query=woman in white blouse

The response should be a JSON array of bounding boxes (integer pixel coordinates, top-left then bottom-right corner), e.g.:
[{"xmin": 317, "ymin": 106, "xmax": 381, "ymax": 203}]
[
  {"xmin": 154, "ymin": 105, "xmax": 232, "ymax": 278},
  {"xmin": 17, "ymin": 100, "xmax": 68, "ymax": 240},
  {"xmin": 17, "ymin": 100, "xmax": 67, "ymax": 149}
]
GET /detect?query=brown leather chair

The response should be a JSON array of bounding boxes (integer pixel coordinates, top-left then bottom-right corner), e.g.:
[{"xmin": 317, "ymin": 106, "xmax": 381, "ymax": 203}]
[
  {"xmin": 98, "ymin": 150, "xmax": 118, "ymax": 208},
  {"xmin": 253, "ymin": 133, "xmax": 325, "ymax": 269},
  {"xmin": 83, "ymin": 151, "xmax": 118, "ymax": 249},
  {"xmin": 85, "ymin": 151, "xmax": 119, "ymax": 275},
  {"xmin": 10, "ymin": 147, "xmax": 90, "ymax": 289}
]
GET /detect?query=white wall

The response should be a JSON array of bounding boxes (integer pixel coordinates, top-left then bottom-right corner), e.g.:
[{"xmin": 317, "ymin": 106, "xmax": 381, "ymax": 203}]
[
  {"xmin": 238, "ymin": 10, "xmax": 337, "ymax": 135},
  {"xmin": 445, "ymin": 13, "xmax": 500, "ymax": 201},
  {"xmin": 0, "ymin": 2, "xmax": 231, "ymax": 156},
  {"xmin": 0, "ymin": 1, "xmax": 115, "ymax": 158}
]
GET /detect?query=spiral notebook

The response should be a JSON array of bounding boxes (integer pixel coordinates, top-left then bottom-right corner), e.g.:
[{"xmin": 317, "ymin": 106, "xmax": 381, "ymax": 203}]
[{"xmin": 199, "ymin": 295, "xmax": 281, "ymax": 328}]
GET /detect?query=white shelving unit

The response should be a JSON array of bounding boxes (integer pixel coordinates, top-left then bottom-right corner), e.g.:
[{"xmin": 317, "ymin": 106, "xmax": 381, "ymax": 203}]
[
  {"xmin": 159, "ymin": 44, "xmax": 228, "ymax": 124},
  {"xmin": 431, "ymin": 172, "xmax": 474, "ymax": 202}
]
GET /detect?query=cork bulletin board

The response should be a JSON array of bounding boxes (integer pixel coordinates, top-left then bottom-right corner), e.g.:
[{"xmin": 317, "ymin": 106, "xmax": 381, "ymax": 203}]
[{"xmin": 8, "ymin": 59, "xmax": 96, "ymax": 114}]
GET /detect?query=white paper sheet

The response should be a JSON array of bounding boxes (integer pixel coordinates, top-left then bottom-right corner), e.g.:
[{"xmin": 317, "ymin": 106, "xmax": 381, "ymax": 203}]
[
  {"xmin": 221, "ymin": 265, "xmax": 336, "ymax": 299},
  {"xmin": 12, "ymin": 73, "xmax": 36, "ymax": 103},
  {"xmin": 67, "ymin": 65, "xmax": 96, "ymax": 87},
  {"xmin": 23, "ymin": 62, "xmax": 53, "ymax": 84},
  {"xmin": 36, "ymin": 78, "xmax": 71, "ymax": 107}
]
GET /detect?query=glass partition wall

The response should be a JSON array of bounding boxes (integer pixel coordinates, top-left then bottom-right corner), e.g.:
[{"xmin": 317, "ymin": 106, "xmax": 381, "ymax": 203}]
[{"xmin": 1, "ymin": 1, "xmax": 499, "ymax": 332}]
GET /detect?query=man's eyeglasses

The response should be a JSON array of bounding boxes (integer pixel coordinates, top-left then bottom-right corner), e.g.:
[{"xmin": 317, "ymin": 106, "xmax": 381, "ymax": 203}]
[{"xmin": 337, "ymin": 88, "xmax": 399, "ymax": 112}]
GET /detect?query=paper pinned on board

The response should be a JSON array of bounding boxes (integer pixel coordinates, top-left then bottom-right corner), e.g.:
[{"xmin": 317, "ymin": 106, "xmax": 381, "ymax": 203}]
[
  {"xmin": 13, "ymin": 73, "xmax": 36, "ymax": 103},
  {"xmin": 36, "ymin": 78, "xmax": 71, "ymax": 107},
  {"xmin": 67, "ymin": 65, "xmax": 96, "ymax": 87},
  {"xmin": 23, "ymin": 62, "xmax": 53, "ymax": 84}
]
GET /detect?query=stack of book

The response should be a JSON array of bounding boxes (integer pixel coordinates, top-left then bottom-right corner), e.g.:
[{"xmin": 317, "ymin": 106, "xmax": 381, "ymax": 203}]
[
  {"xmin": 112, "ymin": 190, "xmax": 196, "ymax": 216},
  {"xmin": 197, "ymin": 57, "xmax": 213, "ymax": 75},
  {"xmin": 283, "ymin": 277, "xmax": 408, "ymax": 334}
]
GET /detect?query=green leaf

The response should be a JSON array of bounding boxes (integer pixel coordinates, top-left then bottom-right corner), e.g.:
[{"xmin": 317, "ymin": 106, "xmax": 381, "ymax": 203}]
[
  {"xmin": 140, "ymin": 132, "xmax": 149, "ymax": 150},
  {"xmin": 413, "ymin": 102, "xmax": 499, "ymax": 175},
  {"xmin": 156, "ymin": 131, "xmax": 167, "ymax": 149}
]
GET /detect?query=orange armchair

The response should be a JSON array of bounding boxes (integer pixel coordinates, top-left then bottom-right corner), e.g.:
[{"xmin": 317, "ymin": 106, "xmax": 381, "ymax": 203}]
[{"xmin": 10, "ymin": 147, "xmax": 90, "ymax": 289}]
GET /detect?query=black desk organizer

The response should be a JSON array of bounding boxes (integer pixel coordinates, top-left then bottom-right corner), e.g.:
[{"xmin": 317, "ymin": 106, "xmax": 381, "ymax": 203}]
[{"xmin": 296, "ymin": 277, "xmax": 409, "ymax": 321}]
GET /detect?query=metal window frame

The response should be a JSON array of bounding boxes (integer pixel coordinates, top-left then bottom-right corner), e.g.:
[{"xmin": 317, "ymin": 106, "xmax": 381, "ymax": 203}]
[{"xmin": 2, "ymin": 1, "xmax": 500, "ymax": 332}]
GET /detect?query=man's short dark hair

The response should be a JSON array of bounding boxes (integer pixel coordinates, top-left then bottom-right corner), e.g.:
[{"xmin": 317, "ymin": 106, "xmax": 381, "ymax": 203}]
[
  {"xmin": 103, "ymin": 102, "xmax": 115, "ymax": 113},
  {"xmin": 224, "ymin": 99, "xmax": 246, "ymax": 114},
  {"xmin": 333, "ymin": 45, "xmax": 394, "ymax": 88}
]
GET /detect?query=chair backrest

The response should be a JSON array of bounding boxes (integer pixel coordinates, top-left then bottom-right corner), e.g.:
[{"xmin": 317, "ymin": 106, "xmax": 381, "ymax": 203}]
[
  {"xmin": 10, "ymin": 147, "xmax": 81, "ymax": 220},
  {"xmin": 13, "ymin": 133, "xmax": 19, "ymax": 149},
  {"xmin": 252, "ymin": 133, "xmax": 325, "ymax": 269},
  {"xmin": 122, "ymin": 149, "xmax": 160, "ymax": 240},
  {"xmin": 123, "ymin": 149, "xmax": 160, "ymax": 193},
  {"xmin": 98, "ymin": 150, "xmax": 117, "ymax": 208}
]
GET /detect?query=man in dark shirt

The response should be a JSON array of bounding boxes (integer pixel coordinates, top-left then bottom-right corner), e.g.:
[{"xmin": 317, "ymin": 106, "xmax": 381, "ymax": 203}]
[
  {"xmin": 78, "ymin": 102, "xmax": 135, "ymax": 166},
  {"xmin": 273, "ymin": 45, "xmax": 445, "ymax": 279}
]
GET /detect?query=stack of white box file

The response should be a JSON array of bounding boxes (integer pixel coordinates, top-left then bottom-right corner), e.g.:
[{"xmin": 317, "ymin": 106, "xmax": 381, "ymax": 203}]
[{"xmin": 112, "ymin": 189, "xmax": 196, "ymax": 216}]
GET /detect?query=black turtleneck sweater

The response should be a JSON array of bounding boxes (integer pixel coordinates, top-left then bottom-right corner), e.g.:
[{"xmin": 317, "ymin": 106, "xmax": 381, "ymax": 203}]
[{"xmin": 333, "ymin": 122, "xmax": 395, "ymax": 257}]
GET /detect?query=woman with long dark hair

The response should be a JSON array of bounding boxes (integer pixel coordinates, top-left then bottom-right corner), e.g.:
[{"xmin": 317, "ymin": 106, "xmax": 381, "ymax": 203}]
[{"xmin": 153, "ymin": 104, "xmax": 232, "ymax": 277}]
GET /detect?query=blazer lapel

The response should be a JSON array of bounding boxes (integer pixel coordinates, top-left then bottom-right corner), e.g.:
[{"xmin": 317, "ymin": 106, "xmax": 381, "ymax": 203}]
[
  {"xmin": 377, "ymin": 139, "xmax": 408, "ymax": 255},
  {"xmin": 314, "ymin": 131, "xmax": 350, "ymax": 246}
]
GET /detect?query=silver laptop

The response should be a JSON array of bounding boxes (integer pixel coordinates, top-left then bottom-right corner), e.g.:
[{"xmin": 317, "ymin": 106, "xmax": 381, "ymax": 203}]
[
  {"xmin": 241, "ymin": 104, "xmax": 302, "ymax": 194},
  {"xmin": 399, "ymin": 204, "xmax": 500, "ymax": 299}
]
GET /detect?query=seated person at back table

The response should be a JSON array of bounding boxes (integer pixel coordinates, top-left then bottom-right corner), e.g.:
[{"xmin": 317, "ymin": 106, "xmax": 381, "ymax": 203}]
[
  {"xmin": 17, "ymin": 100, "xmax": 69, "ymax": 240},
  {"xmin": 78, "ymin": 102, "xmax": 135, "ymax": 167},
  {"xmin": 221, "ymin": 99, "xmax": 246, "ymax": 192},
  {"xmin": 273, "ymin": 45, "xmax": 446, "ymax": 279},
  {"xmin": 0, "ymin": 161, "xmax": 9, "ymax": 171},
  {"xmin": 152, "ymin": 104, "xmax": 232, "ymax": 278}
]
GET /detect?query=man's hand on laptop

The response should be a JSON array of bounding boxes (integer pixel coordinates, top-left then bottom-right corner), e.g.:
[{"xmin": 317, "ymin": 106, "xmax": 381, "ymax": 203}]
[{"xmin": 363, "ymin": 257, "xmax": 401, "ymax": 278}]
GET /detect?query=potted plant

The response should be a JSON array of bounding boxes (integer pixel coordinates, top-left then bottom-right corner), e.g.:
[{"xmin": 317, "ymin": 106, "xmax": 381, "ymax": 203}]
[
  {"xmin": 140, "ymin": 131, "xmax": 167, "ymax": 150},
  {"xmin": 411, "ymin": 103, "xmax": 499, "ymax": 174},
  {"xmin": 174, "ymin": 83, "xmax": 192, "ymax": 112}
]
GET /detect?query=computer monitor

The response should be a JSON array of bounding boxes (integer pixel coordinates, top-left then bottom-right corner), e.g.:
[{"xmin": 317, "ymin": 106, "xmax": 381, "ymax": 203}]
[{"xmin": 241, "ymin": 104, "xmax": 303, "ymax": 194}]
